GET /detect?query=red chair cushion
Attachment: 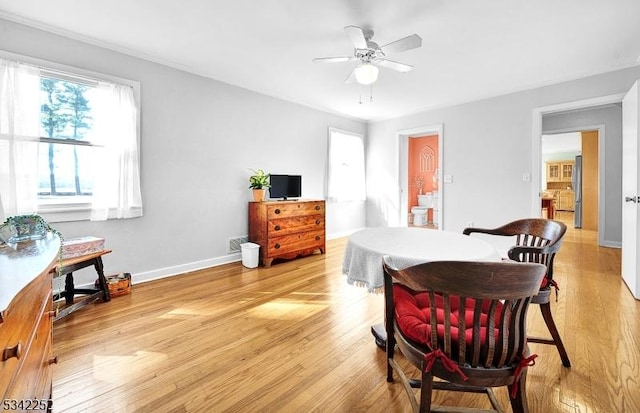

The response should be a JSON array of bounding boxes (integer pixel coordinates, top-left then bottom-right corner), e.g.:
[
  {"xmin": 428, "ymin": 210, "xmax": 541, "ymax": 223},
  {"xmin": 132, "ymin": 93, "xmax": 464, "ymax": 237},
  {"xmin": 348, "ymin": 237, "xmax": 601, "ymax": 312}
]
[{"xmin": 393, "ymin": 284, "xmax": 504, "ymax": 348}]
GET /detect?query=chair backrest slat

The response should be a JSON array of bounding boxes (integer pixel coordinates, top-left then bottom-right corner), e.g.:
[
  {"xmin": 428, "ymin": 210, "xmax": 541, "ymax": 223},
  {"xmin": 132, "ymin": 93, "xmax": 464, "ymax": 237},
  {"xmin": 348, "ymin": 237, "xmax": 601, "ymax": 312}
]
[
  {"xmin": 457, "ymin": 295, "xmax": 467, "ymax": 365},
  {"xmin": 484, "ymin": 300, "xmax": 499, "ymax": 367},
  {"xmin": 471, "ymin": 299, "xmax": 483, "ymax": 366},
  {"xmin": 513, "ymin": 298, "xmax": 531, "ymax": 358},
  {"xmin": 496, "ymin": 301, "xmax": 511, "ymax": 367},
  {"xmin": 428, "ymin": 290, "xmax": 439, "ymax": 349},
  {"xmin": 443, "ymin": 293, "xmax": 452, "ymax": 358}
]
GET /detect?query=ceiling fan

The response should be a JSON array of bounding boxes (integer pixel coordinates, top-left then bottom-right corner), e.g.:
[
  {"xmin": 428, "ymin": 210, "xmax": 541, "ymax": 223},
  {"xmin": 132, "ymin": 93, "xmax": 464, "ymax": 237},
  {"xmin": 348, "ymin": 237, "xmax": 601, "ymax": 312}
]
[{"xmin": 313, "ymin": 26, "xmax": 422, "ymax": 85}]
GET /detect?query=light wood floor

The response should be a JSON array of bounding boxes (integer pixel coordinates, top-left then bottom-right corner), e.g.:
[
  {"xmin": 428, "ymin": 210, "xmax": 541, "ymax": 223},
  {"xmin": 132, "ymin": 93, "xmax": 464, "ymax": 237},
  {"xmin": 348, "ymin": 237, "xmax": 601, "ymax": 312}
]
[{"xmin": 52, "ymin": 223, "xmax": 640, "ymax": 412}]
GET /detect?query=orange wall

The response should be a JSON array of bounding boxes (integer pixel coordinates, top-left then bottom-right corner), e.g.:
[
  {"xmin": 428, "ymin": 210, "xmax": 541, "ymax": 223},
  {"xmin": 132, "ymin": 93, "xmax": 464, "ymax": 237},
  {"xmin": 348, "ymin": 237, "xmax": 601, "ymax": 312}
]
[{"xmin": 408, "ymin": 134, "xmax": 439, "ymax": 215}]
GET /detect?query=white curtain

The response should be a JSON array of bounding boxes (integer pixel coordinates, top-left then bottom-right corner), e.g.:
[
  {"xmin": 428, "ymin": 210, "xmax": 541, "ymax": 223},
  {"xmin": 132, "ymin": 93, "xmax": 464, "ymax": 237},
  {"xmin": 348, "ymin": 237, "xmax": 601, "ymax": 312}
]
[
  {"xmin": 0, "ymin": 59, "xmax": 40, "ymax": 222},
  {"xmin": 90, "ymin": 82, "xmax": 143, "ymax": 220}
]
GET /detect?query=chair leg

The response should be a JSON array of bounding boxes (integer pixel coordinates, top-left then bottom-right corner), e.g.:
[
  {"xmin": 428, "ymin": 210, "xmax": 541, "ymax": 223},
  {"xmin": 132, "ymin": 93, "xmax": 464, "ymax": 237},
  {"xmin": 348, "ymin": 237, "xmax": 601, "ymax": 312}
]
[
  {"xmin": 508, "ymin": 366, "xmax": 529, "ymax": 413},
  {"xmin": 539, "ymin": 302, "xmax": 571, "ymax": 367},
  {"xmin": 386, "ymin": 330, "xmax": 396, "ymax": 382},
  {"xmin": 419, "ymin": 369, "xmax": 433, "ymax": 413}
]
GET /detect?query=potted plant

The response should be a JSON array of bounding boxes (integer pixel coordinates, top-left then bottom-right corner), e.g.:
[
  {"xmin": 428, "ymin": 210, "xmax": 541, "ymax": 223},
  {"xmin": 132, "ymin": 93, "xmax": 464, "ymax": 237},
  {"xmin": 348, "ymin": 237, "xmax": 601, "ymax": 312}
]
[
  {"xmin": 0, "ymin": 214, "xmax": 61, "ymax": 243},
  {"xmin": 249, "ymin": 169, "xmax": 270, "ymax": 201}
]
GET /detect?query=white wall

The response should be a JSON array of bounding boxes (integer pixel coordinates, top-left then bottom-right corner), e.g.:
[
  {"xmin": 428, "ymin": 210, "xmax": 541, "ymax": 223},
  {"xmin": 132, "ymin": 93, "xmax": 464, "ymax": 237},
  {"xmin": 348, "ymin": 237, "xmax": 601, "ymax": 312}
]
[
  {"xmin": 0, "ymin": 19, "xmax": 366, "ymax": 286},
  {"xmin": 366, "ymin": 67, "xmax": 640, "ymax": 240}
]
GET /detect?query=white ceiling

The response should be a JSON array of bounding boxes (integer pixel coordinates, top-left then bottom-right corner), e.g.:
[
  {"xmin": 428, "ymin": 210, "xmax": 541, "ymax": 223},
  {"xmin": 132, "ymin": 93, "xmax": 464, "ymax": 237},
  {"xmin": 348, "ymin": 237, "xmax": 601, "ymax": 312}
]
[
  {"xmin": 541, "ymin": 132, "xmax": 581, "ymax": 154},
  {"xmin": 1, "ymin": 0, "xmax": 640, "ymax": 122}
]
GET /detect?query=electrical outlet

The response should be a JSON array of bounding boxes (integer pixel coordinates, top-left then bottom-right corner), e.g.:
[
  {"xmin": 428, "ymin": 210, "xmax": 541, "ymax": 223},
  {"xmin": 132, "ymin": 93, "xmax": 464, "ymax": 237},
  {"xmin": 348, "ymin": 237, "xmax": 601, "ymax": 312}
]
[{"xmin": 465, "ymin": 221, "xmax": 474, "ymax": 227}]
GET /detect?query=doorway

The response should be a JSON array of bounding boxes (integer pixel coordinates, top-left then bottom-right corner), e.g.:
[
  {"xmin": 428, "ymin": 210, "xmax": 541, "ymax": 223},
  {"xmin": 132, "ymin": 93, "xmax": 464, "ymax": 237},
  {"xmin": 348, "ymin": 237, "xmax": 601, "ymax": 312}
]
[
  {"xmin": 398, "ymin": 124, "xmax": 444, "ymax": 229},
  {"xmin": 541, "ymin": 130, "xmax": 600, "ymax": 232},
  {"xmin": 533, "ymin": 94, "xmax": 625, "ymax": 247}
]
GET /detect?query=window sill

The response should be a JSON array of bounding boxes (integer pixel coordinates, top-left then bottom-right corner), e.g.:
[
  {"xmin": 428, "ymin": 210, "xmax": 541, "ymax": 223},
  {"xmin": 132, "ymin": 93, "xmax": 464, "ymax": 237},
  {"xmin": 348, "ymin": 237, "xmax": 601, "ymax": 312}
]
[
  {"xmin": 38, "ymin": 201, "xmax": 92, "ymax": 223},
  {"xmin": 36, "ymin": 202, "xmax": 143, "ymax": 223}
]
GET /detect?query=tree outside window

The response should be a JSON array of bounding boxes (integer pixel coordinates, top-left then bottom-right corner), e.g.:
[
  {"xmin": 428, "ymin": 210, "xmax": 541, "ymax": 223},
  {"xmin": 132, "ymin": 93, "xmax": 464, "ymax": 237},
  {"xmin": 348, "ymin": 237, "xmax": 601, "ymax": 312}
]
[{"xmin": 38, "ymin": 75, "xmax": 98, "ymax": 198}]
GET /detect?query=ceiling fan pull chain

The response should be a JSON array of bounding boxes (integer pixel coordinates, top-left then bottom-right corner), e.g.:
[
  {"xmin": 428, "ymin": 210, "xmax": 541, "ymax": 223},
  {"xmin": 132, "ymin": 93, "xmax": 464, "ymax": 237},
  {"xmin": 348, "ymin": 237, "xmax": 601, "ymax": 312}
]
[
  {"xmin": 370, "ymin": 84, "xmax": 374, "ymax": 102},
  {"xmin": 359, "ymin": 85, "xmax": 363, "ymax": 105}
]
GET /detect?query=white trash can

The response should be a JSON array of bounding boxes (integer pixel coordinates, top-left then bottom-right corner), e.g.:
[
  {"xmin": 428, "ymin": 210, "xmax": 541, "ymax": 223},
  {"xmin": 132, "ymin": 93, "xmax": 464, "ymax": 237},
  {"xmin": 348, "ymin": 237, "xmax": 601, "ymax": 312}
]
[{"xmin": 240, "ymin": 242, "xmax": 260, "ymax": 268}]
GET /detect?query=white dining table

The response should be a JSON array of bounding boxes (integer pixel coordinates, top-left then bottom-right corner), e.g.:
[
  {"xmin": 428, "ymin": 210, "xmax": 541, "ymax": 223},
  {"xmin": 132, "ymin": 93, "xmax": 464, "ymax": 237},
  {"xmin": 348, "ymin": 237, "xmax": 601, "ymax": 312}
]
[{"xmin": 342, "ymin": 227, "xmax": 501, "ymax": 346}]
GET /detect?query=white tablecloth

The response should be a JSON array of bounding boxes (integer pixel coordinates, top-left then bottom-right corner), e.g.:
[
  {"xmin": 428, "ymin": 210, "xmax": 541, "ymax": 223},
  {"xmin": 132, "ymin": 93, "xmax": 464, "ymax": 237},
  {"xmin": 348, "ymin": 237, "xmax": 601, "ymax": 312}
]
[{"xmin": 343, "ymin": 227, "xmax": 500, "ymax": 292}]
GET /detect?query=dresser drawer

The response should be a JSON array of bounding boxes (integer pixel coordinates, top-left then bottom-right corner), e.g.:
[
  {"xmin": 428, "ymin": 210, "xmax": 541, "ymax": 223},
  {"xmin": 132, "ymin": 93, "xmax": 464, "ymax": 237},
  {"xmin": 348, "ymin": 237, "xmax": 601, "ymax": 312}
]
[
  {"xmin": 267, "ymin": 202, "xmax": 324, "ymax": 219},
  {"xmin": 267, "ymin": 231, "xmax": 325, "ymax": 255},
  {"xmin": 3, "ymin": 303, "xmax": 52, "ymax": 400},
  {"xmin": 0, "ymin": 274, "xmax": 50, "ymax": 393},
  {"xmin": 268, "ymin": 215, "xmax": 325, "ymax": 236}
]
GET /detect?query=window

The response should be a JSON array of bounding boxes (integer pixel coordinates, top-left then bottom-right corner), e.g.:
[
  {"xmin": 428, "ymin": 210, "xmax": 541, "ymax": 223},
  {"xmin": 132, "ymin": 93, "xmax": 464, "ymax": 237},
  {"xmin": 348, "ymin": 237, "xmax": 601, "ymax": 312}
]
[
  {"xmin": 38, "ymin": 73, "xmax": 98, "ymax": 200},
  {"xmin": 327, "ymin": 128, "xmax": 366, "ymax": 202},
  {"xmin": 0, "ymin": 55, "xmax": 142, "ymax": 221}
]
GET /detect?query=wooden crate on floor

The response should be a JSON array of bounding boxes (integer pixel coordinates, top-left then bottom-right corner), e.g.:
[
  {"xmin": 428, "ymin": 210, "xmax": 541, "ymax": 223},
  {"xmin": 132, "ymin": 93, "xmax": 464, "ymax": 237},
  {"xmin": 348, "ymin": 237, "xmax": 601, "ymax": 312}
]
[{"xmin": 97, "ymin": 273, "xmax": 131, "ymax": 297}]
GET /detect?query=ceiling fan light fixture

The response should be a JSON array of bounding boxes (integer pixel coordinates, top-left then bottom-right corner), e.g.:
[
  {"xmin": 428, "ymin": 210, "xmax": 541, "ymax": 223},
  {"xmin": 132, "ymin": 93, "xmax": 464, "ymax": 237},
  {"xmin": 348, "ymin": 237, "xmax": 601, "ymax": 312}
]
[{"xmin": 354, "ymin": 63, "xmax": 379, "ymax": 85}]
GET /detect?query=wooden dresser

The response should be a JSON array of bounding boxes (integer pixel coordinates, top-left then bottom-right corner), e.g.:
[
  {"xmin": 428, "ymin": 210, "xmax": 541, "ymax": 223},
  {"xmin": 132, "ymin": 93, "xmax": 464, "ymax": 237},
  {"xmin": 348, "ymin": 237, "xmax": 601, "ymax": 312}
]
[
  {"xmin": 249, "ymin": 200, "xmax": 326, "ymax": 267},
  {"xmin": 1, "ymin": 234, "xmax": 60, "ymax": 409}
]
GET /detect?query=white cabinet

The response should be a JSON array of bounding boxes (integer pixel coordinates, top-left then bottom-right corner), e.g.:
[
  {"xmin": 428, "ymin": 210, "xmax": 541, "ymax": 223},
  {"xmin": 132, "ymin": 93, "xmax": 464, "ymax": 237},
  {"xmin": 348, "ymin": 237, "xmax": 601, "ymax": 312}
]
[
  {"xmin": 556, "ymin": 190, "xmax": 575, "ymax": 211},
  {"xmin": 546, "ymin": 161, "xmax": 574, "ymax": 183}
]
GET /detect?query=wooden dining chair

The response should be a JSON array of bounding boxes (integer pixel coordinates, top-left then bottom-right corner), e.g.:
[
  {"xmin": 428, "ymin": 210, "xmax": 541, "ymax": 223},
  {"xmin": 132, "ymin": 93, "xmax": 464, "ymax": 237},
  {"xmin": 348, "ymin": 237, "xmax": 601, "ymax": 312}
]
[
  {"xmin": 383, "ymin": 258, "xmax": 546, "ymax": 413},
  {"xmin": 463, "ymin": 218, "xmax": 570, "ymax": 367}
]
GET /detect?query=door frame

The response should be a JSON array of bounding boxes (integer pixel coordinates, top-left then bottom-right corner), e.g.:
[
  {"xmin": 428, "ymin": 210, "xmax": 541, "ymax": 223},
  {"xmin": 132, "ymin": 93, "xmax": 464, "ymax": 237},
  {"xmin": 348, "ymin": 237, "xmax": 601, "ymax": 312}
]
[
  {"xmin": 542, "ymin": 125, "xmax": 603, "ymax": 230},
  {"xmin": 397, "ymin": 124, "xmax": 444, "ymax": 228},
  {"xmin": 532, "ymin": 94, "xmax": 625, "ymax": 247}
]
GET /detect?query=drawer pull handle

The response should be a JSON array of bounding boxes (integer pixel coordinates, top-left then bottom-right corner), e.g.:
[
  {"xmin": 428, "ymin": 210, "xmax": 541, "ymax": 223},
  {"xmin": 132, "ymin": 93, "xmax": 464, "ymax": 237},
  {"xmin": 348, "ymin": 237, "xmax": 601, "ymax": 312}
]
[
  {"xmin": 274, "ymin": 243, "xmax": 281, "ymax": 249},
  {"xmin": 2, "ymin": 342, "xmax": 22, "ymax": 361},
  {"xmin": 315, "ymin": 205, "xmax": 321, "ymax": 210},
  {"xmin": 274, "ymin": 208, "xmax": 281, "ymax": 214},
  {"xmin": 315, "ymin": 219, "xmax": 321, "ymax": 225},
  {"xmin": 274, "ymin": 225, "xmax": 281, "ymax": 231},
  {"xmin": 49, "ymin": 308, "xmax": 60, "ymax": 318},
  {"xmin": 315, "ymin": 236, "xmax": 321, "ymax": 241},
  {"xmin": 49, "ymin": 355, "xmax": 59, "ymax": 365}
]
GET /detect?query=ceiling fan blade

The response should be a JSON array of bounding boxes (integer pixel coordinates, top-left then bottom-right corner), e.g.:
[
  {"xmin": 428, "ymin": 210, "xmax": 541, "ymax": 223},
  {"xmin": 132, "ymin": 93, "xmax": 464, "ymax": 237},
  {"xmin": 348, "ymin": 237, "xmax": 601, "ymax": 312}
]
[
  {"xmin": 344, "ymin": 70, "xmax": 356, "ymax": 84},
  {"xmin": 344, "ymin": 25, "xmax": 368, "ymax": 49},
  {"xmin": 312, "ymin": 56, "xmax": 355, "ymax": 63},
  {"xmin": 380, "ymin": 34, "xmax": 422, "ymax": 56},
  {"xmin": 376, "ymin": 59, "xmax": 414, "ymax": 73}
]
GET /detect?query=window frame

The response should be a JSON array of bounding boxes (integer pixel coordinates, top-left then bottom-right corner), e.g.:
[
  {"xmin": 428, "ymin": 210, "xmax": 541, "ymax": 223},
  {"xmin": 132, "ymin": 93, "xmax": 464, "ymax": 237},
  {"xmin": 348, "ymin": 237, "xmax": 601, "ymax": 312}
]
[{"xmin": 0, "ymin": 50, "xmax": 141, "ymax": 223}]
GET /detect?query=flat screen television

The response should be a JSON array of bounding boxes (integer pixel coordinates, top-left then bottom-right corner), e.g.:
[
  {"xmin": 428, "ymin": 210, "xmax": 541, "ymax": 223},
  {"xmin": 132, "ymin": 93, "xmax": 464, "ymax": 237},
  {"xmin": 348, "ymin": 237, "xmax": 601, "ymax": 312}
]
[{"xmin": 269, "ymin": 174, "xmax": 302, "ymax": 200}]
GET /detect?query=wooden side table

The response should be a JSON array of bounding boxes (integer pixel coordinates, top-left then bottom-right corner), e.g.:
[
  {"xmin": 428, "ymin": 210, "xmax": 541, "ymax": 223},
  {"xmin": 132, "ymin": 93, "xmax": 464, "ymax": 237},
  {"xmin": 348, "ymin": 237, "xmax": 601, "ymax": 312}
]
[
  {"xmin": 541, "ymin": 197, "xmax": 556, "ymax": 219},
  {"xmin": 51, "ymin": 249, "xmax": 112, "ymax": 321}
]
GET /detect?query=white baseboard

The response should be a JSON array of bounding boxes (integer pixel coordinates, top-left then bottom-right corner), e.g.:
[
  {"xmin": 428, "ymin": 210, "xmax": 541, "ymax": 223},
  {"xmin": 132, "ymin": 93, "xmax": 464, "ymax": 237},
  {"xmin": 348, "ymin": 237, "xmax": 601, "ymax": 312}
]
[
  {"xmin": 59, "ymin": 253, "xmax": 243, "ymax": 291},
  {"xmin": 132, "ymin": 253, "xmax": 242, "ymax": 285}
]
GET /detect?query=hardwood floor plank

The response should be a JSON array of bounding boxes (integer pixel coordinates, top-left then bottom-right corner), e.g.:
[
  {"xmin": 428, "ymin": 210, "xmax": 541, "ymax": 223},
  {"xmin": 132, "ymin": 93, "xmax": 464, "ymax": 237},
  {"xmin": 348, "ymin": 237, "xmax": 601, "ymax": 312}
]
[{"xmin": 52, "ymin": 227, "xmax": 639, "ymax": 412}]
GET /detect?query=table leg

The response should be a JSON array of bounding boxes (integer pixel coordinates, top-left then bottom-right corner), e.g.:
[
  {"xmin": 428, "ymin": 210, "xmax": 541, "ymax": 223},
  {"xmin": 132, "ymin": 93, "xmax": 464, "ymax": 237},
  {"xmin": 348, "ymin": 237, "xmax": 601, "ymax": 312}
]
[
  {"xmin": 371, "ymin": 323, "xmax": 387, "ymax": 350},
  {"xmin": 64, "ymin": 272, "xmax": 75, "ymax": 305},
  {"xmin": 93, "ymin": 257, "xmax": 111, "ymax": 302}
]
